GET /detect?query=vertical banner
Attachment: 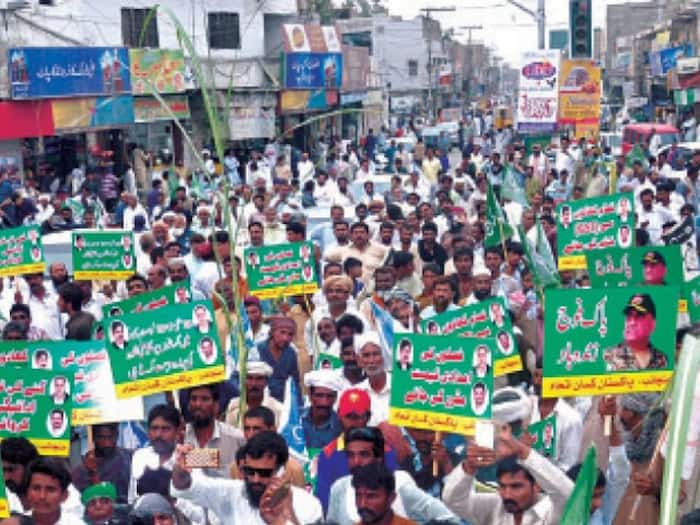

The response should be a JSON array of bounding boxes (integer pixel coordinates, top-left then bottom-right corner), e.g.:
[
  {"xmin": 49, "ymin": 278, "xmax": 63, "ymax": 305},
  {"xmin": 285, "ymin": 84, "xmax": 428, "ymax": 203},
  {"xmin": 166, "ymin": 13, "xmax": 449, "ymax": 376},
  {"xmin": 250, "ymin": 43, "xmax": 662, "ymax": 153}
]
[
  {"xmin": 389, "ymin": 334, "xmax": 494, "ymax": 435},
  {"xmin": 0, "ymin": 369, "xmax": 73, "ymax": 456},
  {"xmin": 557, "ymin": 193, "xmax": 636, "ymax": 270},
  {"xmin": 558, "ymin": 59, "xmax": 602, "ymax": 137},
  {"xmin": 543, "ymin": 287, "xmax": 678, "ymax": 397},
  {"xmin": 0, "ymin": 225, "xmax": 44, "ymax": 276},
  {"xmin": 517, "ymin": 50, "xmax": 560, "ymax": 133},
  {"xmin": 72, "ymin": 231, "xmax": 136, "ymax": 280}
]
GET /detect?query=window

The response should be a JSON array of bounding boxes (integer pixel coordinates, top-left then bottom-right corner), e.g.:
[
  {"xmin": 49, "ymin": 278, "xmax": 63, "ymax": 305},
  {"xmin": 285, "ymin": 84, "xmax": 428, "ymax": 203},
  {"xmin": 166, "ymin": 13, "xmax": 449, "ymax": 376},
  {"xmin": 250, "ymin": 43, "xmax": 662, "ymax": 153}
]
[
  {"xmin": 121, "ymin": 7, "xmax": 159, "ymax": 48},
  {"xmin": 408, "ymin": 60, "xmax": 418, "ymax": 77},
  {"xmin": 208, "ymin": 12, "xmax": 240, "ymax": 50}
]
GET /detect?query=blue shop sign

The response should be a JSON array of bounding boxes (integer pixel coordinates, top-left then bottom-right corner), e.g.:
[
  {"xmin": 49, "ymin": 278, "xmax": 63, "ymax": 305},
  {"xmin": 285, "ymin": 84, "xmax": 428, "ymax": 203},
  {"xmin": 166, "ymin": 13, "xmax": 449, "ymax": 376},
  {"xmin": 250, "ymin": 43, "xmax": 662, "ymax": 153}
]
[
  {"xmin": 284, "ymin": 52, "xmax": 342, "ymax": 90},
  {"xmin": 9, "ymin": 47, "xmax": 132, "ymax": 99}
]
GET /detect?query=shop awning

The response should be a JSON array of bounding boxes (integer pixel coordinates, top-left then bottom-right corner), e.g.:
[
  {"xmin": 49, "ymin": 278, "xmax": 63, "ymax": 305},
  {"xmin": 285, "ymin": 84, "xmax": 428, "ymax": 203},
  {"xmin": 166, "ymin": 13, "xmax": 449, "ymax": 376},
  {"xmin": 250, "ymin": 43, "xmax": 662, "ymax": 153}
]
[{"xmin": 0, "ymin": 100, "xmax": 54, "ymax": 140}]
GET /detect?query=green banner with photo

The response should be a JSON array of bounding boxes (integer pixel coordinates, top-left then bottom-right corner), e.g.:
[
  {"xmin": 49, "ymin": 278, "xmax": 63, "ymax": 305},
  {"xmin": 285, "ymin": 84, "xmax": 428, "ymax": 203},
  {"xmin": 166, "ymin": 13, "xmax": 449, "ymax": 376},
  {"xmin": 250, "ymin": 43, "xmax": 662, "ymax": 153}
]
[
  {"xmin": 0, "ymin": 471, "xmax": 8, "ymax": 519},
  {"xmin": 0, "ymin": 225, "xmax": 45, "ymax": 277},
  {"xmin": 106, "ymin": 301, "xmax": 225, "ymax": 399},
  {"xmin": 245, "ymin": 241, "xmax": 319, "ymax": 299},
  {"xmin": 528, "ymin": 415, "xmax": 557, "ymax": 459},
  {"xmin": 420, "ymin": 297, "xmax": 522, "ymax": 376},
  {"xmin": 72, "ymin": 231, "xmax": 136, "ymax": 280},
  {"xmin": 684, "ymin": 275, "xmax": 700, "ymax": 323},
  {"xmin": 557, "ymin": 193, "xmax": 635, "ymax": 270},
  {"xmin": 101, "ymin": 280, "xmax": 192, "ymax": 320},
  {"xmin": 389, "ymin": 333, "xmax": 494, "ymax": 436},
  {"xmin": 543, "ymin": 286, "xmax": 678, "ymax": 397},
  {"xmin": 0, "ymin": 368, "xmax": 72, "ymax": 456},
  {"xmin": 586, "ymin": 245, "xmax": 684, "ymax": 288}
]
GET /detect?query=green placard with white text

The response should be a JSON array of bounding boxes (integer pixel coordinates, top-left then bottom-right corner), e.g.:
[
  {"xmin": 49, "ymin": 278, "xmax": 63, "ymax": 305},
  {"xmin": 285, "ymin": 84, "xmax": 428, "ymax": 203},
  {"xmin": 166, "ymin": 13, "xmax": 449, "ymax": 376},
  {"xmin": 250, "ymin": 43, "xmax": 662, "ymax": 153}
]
[
  {"xmin": 0, "ymin": 225, "xmax": 44, "ymax": 276},
  {"xmin": 245, "ymin": 241, "xmax": 318, "ymax": 299},
  {"xmin": 72, "ymin": 231, "xmax": 136, "ymax": 280}
]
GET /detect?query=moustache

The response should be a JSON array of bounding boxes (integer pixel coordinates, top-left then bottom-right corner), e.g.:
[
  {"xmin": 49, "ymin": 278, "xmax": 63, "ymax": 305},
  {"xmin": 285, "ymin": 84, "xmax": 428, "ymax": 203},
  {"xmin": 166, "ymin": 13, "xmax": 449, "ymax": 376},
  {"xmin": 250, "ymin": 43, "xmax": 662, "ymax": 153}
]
[
  {"xmin": 503, "ymin": 500, "xmax": 520, "ymax": 511},
  {"xmin": 358, "ymin": 509, "xmax": 379, "ymax": 522},
  {"xmin": 151, "ymin": 439, "xmax": 175, "ymax": 455}
]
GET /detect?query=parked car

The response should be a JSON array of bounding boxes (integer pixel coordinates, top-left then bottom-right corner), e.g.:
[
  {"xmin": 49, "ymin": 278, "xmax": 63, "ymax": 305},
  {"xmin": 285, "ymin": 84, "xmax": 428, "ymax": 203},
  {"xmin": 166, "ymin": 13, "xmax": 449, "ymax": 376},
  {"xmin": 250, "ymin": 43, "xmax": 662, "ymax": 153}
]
[{"xmin": 622, "ymin": 123, "xmax": 679, "ymax": 155}]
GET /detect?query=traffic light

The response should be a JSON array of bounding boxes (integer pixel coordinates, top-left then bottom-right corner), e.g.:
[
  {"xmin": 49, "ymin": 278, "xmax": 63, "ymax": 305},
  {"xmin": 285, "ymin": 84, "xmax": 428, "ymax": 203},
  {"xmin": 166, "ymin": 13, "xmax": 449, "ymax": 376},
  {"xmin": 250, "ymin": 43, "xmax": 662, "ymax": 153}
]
[{"xmin": 569, "ymin": 0, "xmax": 592, "ymax": 59}]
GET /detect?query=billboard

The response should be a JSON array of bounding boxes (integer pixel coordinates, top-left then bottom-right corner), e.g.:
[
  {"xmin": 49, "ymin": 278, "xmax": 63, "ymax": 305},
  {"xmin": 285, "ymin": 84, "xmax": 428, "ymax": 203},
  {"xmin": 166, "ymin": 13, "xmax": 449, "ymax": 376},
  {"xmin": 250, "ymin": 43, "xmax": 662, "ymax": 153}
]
[
  {"xmin": 558, "ymin": 59, "xmax": 601, "ymax": 128},
  {"xmin": 516, "ymin": 50, "xmax": 560, "ymax": 133}
]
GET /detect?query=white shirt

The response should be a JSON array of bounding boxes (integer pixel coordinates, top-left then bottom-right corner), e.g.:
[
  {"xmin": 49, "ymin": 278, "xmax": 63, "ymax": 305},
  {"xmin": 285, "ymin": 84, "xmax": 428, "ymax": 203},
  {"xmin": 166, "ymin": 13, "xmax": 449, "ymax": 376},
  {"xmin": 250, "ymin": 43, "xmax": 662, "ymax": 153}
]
[
  {"xmin": 637, "ymin": 204, "xmax": 674, "ymax": 245},
  {"xmin": 555, "ymin": 148, "xmax": 575, "ymax": 175},
  {"xmin": 297, "ymin": 159, "xmax": 315, "ymax": 184},
  {"xmin": 10, "ymin": 484, "xmax": 85, "ymax": 522},
  {"xmin": 313, "ymin": 180, "xmax": 337, "ymax": 207},
  {"xmin": 358, "ymin": 374, "xmax": 391, "ymax": 426},
  {"xmin": 28, "ymin": 291, "xmax": 62, "ymax": 340},
  {"xmin": 529, "ymin": 397, "xmax": 583, "ymax": 472},
  {"xmin": 129, "ymin": 446, "xmax": 175, "ymax": 503},
  {"xmin": 171, "ymin": 469, "xmax": 323, "ymax": 525},
  {"xmin": 123, "ymin": 204, "xmax": 150, "ymax": 231}
]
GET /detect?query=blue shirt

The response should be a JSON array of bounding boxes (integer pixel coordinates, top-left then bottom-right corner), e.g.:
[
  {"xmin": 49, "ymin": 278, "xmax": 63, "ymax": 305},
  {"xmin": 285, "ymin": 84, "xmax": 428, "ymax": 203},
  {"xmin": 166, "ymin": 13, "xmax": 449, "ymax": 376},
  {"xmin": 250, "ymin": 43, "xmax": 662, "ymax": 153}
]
[
  {"xmin": 256, "ymin": 339, "xmax": 301, "ymax": 403},
  {"xmin": 301, "ymin": 407, "xmax": 342, "ymax": 449}
]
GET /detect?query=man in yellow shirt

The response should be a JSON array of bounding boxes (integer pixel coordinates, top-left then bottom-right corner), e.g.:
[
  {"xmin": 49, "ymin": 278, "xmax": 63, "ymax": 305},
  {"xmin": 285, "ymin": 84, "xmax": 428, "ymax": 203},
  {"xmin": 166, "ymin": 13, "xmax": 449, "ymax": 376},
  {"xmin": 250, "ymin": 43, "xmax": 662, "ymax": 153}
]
[{"xmin": 421, "ymin": 148, "xmax": 442, "ymax": 185}]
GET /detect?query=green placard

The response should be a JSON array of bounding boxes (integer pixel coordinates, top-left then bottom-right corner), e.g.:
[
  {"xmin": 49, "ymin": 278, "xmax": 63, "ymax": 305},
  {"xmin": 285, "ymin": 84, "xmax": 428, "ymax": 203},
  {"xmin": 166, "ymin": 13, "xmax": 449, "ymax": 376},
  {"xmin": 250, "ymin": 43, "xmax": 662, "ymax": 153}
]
[
  {"xmin": 587, "ymin": 245, "xmax": 684, "ymax": 288},
  {"xmin": 245, "ymin": 241, "xmax": 319, "ymax": 299},
  {"xmin": 0, "ymin": 225, "xmax": 45, "ymax": 277},
  {"xmin": 0, "ymin": 341, "xmax": 30, "ymax": 367},
  {"xmin": 557, "ymin": 193, "xmax": 635, "ymax": 270},
  {"xmin": 105, "ymin": 301, "xmax": 225, "ymax": 399},
  {"xmin": 0, "ymin": 470, "xmax": 8, "ymax": 518},
  {"xmin": 102, "ymin": 280, "xmax": 192, "ymax": 319},
  {"xmin": 0, "ymin": 368, "xmax": 72, "ymax": 456},
  {"xmin": 316, "ymin": 352, "xmax": 342, "ymax": 370},
  {"xmin": 389, "ymin": 333, "xmax": 494, "ymax": 436},
  {"xmin": 543, "ymin": 286, "xmax": 678, "ymax": 397},
  {"xmin": 528, "ymin": 415, "xmax": 557, "ymax": 458},
  {"xmin": 684, "ymin": 276, "xmax": 700, "ymax": 323},
  {"xmin": 420, "ymin": 297, "xmax": 522, "ymax": 376},
  {"xmin": 72, "ymin": 231, "xmax": 136, "ymax": 280}
]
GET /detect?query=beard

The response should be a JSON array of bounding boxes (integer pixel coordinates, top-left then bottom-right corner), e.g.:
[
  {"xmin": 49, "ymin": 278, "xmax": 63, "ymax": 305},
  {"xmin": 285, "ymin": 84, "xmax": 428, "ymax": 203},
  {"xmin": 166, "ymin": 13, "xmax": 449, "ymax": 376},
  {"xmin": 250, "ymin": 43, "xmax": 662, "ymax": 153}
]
[
  {"xmin": 151, "ymin": 439, "xmax": 176, "ymax": 456},
  {"xmin": 95, "ymin": 446, "xmax": 116, "ymax": 458},
  {"xmin": 474, "ymin": 288, "xmax": 491, "ymax": 300},
  {"xmin": 51, "ymin": 275, "xmax": 69, "ymax": 288},
  {"xmin": 245, "ymin": 481, "xmax": 266, "ymax": 508},
  {"xmin": 191, "ymin": 413, "xmax": 213, "ymax": 429},
  {"xmin": 358, "ymin": 508, "xmax": 383, "ymax": 524}
]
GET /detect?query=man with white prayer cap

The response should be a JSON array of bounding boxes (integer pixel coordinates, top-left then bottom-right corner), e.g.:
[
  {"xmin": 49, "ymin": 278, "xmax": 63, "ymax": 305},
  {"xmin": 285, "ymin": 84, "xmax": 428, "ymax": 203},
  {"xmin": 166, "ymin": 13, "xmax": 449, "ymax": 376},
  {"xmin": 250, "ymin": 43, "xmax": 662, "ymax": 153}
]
[
  {"xmin": 225, "ymin": 361, "xmax": 284, "ymax": 430},
  {"xmin": 465, "ymin": 260, "xmax": 494, "ymax": 305},
  {"xmin": 302, "ymin": 369, "xmax": 345, "ymax": 448}
]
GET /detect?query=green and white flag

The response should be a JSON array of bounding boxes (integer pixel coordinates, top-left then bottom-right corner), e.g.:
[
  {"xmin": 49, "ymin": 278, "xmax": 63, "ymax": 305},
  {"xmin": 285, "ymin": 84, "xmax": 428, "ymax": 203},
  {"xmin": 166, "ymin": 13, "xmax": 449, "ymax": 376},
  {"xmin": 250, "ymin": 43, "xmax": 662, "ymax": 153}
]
[
  {"xmin": 625, "ymin": 144, "xmax": 649, "ymax": 170},
  {"xmin": 501, "ymin": 166, "xmax": 529, "ymax": 207},
  {"xmin": 520, "ymin": 224, "xmax": 559, "ymax": 289},
  {"xmin": 560, "ymin": 446, "xmax": 597, "ymax": 525},
  {"xmin": 485, "ymin": 183, "xmax": 513, "ymax": 248}
]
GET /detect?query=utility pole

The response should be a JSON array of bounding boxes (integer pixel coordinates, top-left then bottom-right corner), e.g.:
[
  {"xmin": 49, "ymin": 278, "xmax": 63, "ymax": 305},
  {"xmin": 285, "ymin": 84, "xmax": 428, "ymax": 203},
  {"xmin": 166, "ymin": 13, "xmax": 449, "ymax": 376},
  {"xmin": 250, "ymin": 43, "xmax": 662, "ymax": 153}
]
[
  {"xmin": 420, "ymin": 6, "xmax": 456, "ymax": 121},
  {"xmin": 458, "ymin": 25, "xmax": 482, "ymax": 104},
  {"xmin": 505, "ymin": 0, "xmax": 545, "ymax": 50}
]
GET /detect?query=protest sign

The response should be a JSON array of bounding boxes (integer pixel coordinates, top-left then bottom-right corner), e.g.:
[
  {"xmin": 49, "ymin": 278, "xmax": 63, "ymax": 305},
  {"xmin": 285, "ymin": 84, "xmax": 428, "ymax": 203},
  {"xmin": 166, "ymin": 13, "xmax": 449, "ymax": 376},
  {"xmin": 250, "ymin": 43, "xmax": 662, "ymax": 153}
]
[
  {"xmin": 245, "ymin": 241, "xmax": 318, "ymax": 299},
  {"xmin": 420, "ymin": 297, "xmax": 522, "ymax": 376},
  {"xmin": 0, "ymin": 368, "xmax": 72, "ymax": 456},
  {"xmin": 72, "ymin": 231, "xmax": 136, "ymax": 280},
  {"xmin": 0, "ymin": 473, "xmax": 8, "ymax": 519},
  {"xmin": 543, "ymin": 286, "xmax": 678, "ymax": 397},
  {"xmin": 0, "ymin": 225, "xmax": 44, "ymax": 277},
  {"xmin": 586, "ymin": 245, "xmax": 683, "ymax": 288},
  {"xmin": 102, "ymin": 280, "xmax": 192, "ymax": 319},
  {"xmin": 528, "ymin": 415, "xmax": 557, "ymax": 459},
  {"xmin": 389, "ymin": 333, "xmax": 494, "ymax": 435},
  {"xmin": 557, "ymin": 193, "xmax": 635, "ymax": 270},
  {"xmin": 106, "ymin": 301, "xmax": 225, "ymax": 399}
]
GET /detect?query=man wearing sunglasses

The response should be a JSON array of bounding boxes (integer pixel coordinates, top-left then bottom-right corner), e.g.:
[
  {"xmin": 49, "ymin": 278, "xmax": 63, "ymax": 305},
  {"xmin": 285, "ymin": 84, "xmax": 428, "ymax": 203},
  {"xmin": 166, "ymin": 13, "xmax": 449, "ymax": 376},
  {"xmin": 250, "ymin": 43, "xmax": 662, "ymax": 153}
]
[
  {"xmin": 327, "ymin": 426, "xmax": 457, "ymax": 524},
  {"xmin": 172, "ymin": 431, "xmax": 323, "ymax": 524}
]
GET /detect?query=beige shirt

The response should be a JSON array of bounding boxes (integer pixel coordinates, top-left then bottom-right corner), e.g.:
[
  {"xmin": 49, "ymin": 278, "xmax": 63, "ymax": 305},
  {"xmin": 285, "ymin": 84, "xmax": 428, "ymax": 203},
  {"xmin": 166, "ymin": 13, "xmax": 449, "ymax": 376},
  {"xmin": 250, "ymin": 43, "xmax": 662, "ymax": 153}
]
[
  {"xmin": 325, "ymin": 241, "xmax": 389, "ymax": 285},
  {"xmin": 184, "ymin": 421, "xmax": 245, "ymax": 479}
]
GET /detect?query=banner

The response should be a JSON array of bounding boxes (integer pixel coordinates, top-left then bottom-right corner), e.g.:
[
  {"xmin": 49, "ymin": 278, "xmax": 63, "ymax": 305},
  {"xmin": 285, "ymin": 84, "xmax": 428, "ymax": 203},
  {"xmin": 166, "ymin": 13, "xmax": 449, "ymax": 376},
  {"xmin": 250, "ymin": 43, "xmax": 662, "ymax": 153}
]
[
  {"xmin": 0, "ymin": 368, "xmax": 72, "ymax": 456},
  {"xmin": 420, "ymin": 297, "xmax": 522, "ymax": 376},
  {"xmin": 586, "ymin": 245, "xmax": 683, "ymax": 288},
  {"xmin": 129, "ymin": 49, "xmax": 186, "ymax": 95},
  {"xmin": 557, "ymin": 193, "xmax": 636, "ymax": 270},
  {"xmin": 517, "ymin": 50, "xmax": 560, "ymax": 133},
  {"xmin": 106, "ymin": 301, "xmax": 225, "ymax": 399},
  {"xmin": 558, "ymin": 59, "xmax": 601, "ymax": 127},
  {"xmin": 10, "ymin": 47, "xmax": 131, "ymax": 99},
  {"xmin": 101, "ymin": 280, "xmax": 191, "ymax": 319},
  {"xmin": 51, "ymin": 95, "xmax": 135, "ymax": 131},
  {"xmin": 284, "ymin": 53, "xmax": 343, "ymax": 89},
  {"xmin": 389, "ymin": 334, "xmax": 494, "ymax": 435},
  {"xmin": 528, "ymin": 415, "xmax": 556, "ymax": 458},
  {"xmin": 0, "ymin": 225, "xmax": 45, "ymax": 276},
  {"xmin": 683, "ymin": 276, "xmax": 700, "ymax": 323},
  {"xmin": 543, "ymin": 286, "xmax": 678, "ymax": 397},
  {"xmin": 133, "ymin": 95, "xmax": 190, "ymax": 123},
  {"xmin": 245, "ymin": 242, "xmax": 319, "ymax": 299},
  {"xmin": 72, "ymin": 231, "xmax": 136, "ymax": 280},
  {"xmin": 0, "ymin": 473, "xmax": 8, "ymax": 519}
]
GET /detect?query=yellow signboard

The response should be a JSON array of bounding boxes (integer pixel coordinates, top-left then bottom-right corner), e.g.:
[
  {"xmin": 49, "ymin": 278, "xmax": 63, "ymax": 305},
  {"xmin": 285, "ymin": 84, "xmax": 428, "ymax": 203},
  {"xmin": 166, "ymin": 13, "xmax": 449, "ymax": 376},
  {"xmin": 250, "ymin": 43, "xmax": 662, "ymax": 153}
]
[{"xmin": 559, "ymin": 60, "xmax": 601, "ymax": 131}]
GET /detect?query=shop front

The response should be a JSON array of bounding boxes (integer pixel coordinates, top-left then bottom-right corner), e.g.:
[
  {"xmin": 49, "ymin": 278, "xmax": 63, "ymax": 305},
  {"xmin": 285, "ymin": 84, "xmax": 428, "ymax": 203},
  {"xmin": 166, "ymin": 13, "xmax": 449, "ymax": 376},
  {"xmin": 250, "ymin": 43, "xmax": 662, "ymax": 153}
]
[
  {"xmin": 279, "ymin": 89, "xmax": 339, "ymax": 151},
  {"xmin": 228, "ymin": 92, "xmax": 277, "ymax": 151},
  {"xmin": 0, "ymin": 100, "xmax": 55, "ymax": 175}
]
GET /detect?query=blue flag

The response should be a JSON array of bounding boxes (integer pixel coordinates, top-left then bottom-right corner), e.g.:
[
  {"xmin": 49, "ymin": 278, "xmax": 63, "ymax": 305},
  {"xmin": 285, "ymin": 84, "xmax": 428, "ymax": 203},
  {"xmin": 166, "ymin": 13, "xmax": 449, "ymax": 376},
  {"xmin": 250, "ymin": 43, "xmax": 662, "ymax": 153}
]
[
  {"xmin": 280, "ymin": 378, "xmax": 306, "ymax": 456},
  {"xmin": 370, "ymin": 301, "xmax": 395, "ymax": 370}
]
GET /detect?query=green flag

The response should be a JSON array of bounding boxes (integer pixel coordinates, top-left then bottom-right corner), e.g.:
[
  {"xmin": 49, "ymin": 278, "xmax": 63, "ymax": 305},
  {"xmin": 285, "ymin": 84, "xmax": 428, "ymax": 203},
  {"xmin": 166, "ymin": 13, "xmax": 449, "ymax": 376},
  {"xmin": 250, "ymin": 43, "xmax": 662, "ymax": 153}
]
[
  {"xmin": 520, "ymin": 223, "xmax": 559, "ymax": 289},
  {"xmin": 485, "ymin": 183, "xmax": 513, "ymax": 248},
  {"xmin": 625, "ymin": 144, "xmax": 650, "ymax": 170},
  {"xmin": 560, "ymin": 446, "xmax": 597, "ymax": 525},
  {"xmin": 501, "ymin": 166, "xmax": 529, "ymax": 207}
]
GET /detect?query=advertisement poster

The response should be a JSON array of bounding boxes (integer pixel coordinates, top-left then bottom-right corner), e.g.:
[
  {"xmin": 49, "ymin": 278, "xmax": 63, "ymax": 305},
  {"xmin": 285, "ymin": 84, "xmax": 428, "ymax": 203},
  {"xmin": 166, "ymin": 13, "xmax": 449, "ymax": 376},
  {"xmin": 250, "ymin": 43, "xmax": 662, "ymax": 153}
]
[
  {"xmin": 557, "ymin": 193, "xmax": 636, "ymax": 270},
  {"xmin": 106, "ymin": 301, "xmax": 225, "ymax": 399},
  {"xmin": 586, "ymin": 245, "xmax": 683, "ymax": 288},
  {"xmin": 284, "ymin": 52, "xmax": 343, "ymax": 90},
  {"xmin": 528, "ymin": 415, "xmax": 557, "ymax": 458},
  {"xmin": 420, "ymin": 297, "xmax": 522, "ymax": 376},
  {"xmin": 0, "ymin": 225, "xmax": 45, "ymax": 277},
  {"xmin": 543, "ymin": 287, "xmax": 678, "ymax": 397},
  {"xmin": 72, "ymin": 231, "xmax": 136, "ymax": 280},
  {"xmin": 102, "ymin": 280, "xmax": 191, "ymax": 319},
  {"xmin": 245, "ymin": 241, "xmax": 319, "ymax": 299},
  {"xmin": 559, "ymin": 59, "xmax": 601, "ymax": 128},
  {"xmin": 10, "ymin": 47, "xmax": 131, "ymax": 99},
  {"xmin": 0, "ymin": 369, "xmax": 73, "ymax": 456},
  {"xmin": 517, "ymin": 50, "xmax": 560, "ymax": 133},
  {"xmin": 129, "ymin": 48, "xmax": 186, "ymax": 95},
  {"xmin": 389, "ymin": 334, "xmax": 494, "ymax": 435}
]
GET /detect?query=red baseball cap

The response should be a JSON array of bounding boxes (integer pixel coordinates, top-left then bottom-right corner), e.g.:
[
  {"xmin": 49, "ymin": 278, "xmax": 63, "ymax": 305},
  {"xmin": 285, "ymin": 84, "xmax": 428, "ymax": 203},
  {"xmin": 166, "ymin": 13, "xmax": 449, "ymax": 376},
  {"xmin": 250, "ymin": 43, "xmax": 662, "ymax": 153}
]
[{"xmin": 338, "ymin": 388, "xmax": 371, "ymax": 416}]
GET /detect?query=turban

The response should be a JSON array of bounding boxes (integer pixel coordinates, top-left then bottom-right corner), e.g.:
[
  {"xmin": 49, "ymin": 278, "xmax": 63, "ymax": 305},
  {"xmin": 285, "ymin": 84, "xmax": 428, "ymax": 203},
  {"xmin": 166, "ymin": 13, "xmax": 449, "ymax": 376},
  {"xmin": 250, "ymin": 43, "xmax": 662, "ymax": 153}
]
[
  {"xmin": 247, "ymin": 361, "xmax": 273, "ymax": 377},
  {"xmin": 492, "ymin": 386, "xmax": 531, "ymax": 424},
  {"xmin": 304, "ymin": 369, "xmax": 344, "ymax": 392},
  {"xmin": 323, "ymin": 275, "xmax": 353, "ymax": 293}
]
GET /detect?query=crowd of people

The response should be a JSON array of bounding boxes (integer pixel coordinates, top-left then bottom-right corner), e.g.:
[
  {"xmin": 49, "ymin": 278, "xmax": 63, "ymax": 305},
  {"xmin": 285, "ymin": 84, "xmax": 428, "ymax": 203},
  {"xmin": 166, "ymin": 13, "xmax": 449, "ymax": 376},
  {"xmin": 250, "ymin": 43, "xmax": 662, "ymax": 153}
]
[{"xmin": 1, "ymin": 110, "xmax": 700, "ymax": 525}]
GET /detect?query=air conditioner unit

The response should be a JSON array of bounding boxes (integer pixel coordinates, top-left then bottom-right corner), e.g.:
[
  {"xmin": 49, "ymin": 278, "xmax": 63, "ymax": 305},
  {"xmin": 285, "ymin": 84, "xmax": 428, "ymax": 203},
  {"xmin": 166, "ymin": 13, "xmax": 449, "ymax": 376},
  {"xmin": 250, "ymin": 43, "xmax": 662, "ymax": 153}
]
[{"xmin": 678, "ymin": 57, "xmax": 700, "ymax": 74}]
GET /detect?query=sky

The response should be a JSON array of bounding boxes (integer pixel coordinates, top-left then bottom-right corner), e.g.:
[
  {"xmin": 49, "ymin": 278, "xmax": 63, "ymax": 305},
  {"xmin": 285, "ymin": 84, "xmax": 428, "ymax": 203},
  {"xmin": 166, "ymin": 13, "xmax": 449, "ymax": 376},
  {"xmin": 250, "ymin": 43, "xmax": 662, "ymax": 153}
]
[{"xmin": 378, "ymin": 0, "xmax": 645, "ymax": 66}]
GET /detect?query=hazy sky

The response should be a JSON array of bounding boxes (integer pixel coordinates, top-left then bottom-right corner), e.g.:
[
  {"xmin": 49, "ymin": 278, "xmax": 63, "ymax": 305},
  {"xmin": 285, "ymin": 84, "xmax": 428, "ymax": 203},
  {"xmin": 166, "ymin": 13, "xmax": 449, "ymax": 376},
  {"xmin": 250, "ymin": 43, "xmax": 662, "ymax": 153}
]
[{"xmin": 379, "ymin": 0, "xmax": 649, "ymax": 66}]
